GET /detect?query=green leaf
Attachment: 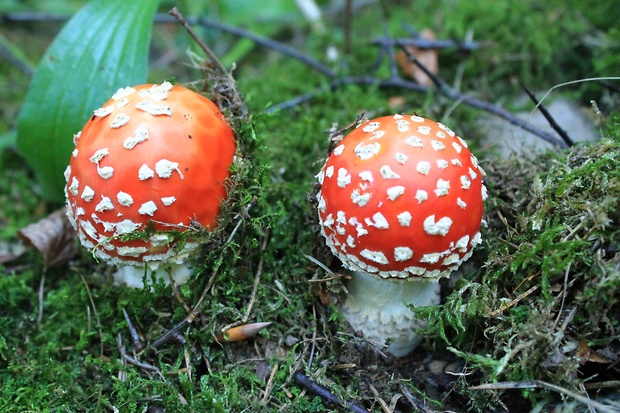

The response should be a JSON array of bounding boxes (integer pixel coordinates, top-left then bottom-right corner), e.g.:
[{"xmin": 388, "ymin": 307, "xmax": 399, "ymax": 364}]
[{"xmin": 16, "ymin": 0, "xmax": 159, "ymax": 202}]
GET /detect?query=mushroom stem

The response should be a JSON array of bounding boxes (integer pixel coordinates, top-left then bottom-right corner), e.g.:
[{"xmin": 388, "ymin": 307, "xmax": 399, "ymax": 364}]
[
  {"xmin": 113, "ymin": 262, "xmax": 194, "ymax": 289},
  {"xmin": 342, "ymin": 271, "xmax": 440, "ymax": 357}
]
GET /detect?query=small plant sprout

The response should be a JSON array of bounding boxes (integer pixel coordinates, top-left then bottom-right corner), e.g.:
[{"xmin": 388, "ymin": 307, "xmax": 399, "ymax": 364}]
[
  {"xmin": 65, "ymin": 82, "xmax": 237, "ymax": 287},
  {"xmin": 316, "ymin": 114, "xmax": 487, "ymax": 356}
]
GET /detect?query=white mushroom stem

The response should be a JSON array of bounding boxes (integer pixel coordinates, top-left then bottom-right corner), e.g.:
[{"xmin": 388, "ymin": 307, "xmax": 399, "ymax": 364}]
[
  {"xmin": 342, "ymin": 271, "xmax": 440, "ymax": 357},
  {"xmin": 113, "ymin": 261, "xmax": 194, "ymax": 289}
]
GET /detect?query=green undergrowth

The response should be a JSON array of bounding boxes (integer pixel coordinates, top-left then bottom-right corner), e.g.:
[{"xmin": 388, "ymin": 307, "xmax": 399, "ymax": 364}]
[
  {"xmin": 419, "ymin": 123, "xmax": 620, "ymax": 411},
  {"xmin": 2, "ymin": 1, "xmax": 620, "ymax": 412}
]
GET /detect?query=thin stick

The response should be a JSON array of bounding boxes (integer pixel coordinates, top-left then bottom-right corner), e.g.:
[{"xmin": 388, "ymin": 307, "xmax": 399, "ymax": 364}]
[
  {"xmin": 293, "ymin": 371, "xmax": 371, "ymax": 413},
  {"xmin": 470, "ymin": 380, "xmax": 617, "ymax": 413},
  {"xmin": 37, "ymin": 271, "xmax": 46, "ymax": 324},
  {"xmin": 169, "ymin": 7, "xmax": 228, "ymax": 78},
  {"xmin": 520, "ymin": 80, "xmax": 574, "ymax": 147},
  {"xmin": 80, "ymin": 274, "xmax": 104, "ymax": 357}
]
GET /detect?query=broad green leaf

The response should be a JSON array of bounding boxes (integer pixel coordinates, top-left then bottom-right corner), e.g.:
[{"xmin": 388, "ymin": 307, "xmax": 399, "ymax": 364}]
[{"xmin": 16, "ymin": 0, "xmax": 159, "ymax": 202}]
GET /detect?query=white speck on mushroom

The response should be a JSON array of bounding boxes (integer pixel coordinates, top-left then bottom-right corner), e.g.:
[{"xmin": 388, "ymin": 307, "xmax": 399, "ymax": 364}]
[
  {"xmin": 72, "ymin": 148, "xmax": 79, "ymax": 158},
  {"xmin": 136, "ymin": 100, "xmax": 173, "ymax": 116},
  {"xmin": 333, "ymin": 145, "xmax": 345, "ymax": 156},
  {"xmin": 123, "ymin": 125, "xmax": 149, "ymax": 149},
  {"xmin": 437, "ymin": 123, "xmax": 456, "ymax": 137},
  {"xmin": 95, "ymin": 196, "xmax": 114, "ymax": 212},
  {"xmin": 416, "ymin": 125, "xmax": 431, "ymax": 135},
  {"xmin": 161, "ymin": 196, "xmax": 176, "ymax": 206},
  {"xmin": 416, "ymin": 161, "xmax": 431, "ymax": 175},
  {"xmin": 138, "ymin": 81, "xmax": 173, "ymax": 101},
  {"xmin": 423, "ymin": 215, "xmax": 453, "ymax": 236},
  {"xmin": 442, "ymin": 254, "xmax": 461, "ymax": 266},
  {"xmin": 460, "ymin": 175, "xmax": 471, "ymax": 189},
  {"xmin": 434, "ymin": 179, "xmax": 450, "ymax": 196},
  {"xmin": 89, "ymin": 148, "xmax": 109, "ymax": 163},
  {"xmin": 97, "ymin": 165, "xmax": 114, "ymax": 179},
  {"xmin": 360, "ymin": 249, "xmax": 389, "ymax": 265},
  {"xmin": 371, "ymin": 130, "xmax": 385, "ymax": 139},
  {"xmin": 155, "ymin": 159, "xmax": 184, "ymax": 179},
  {"xmin": 110, "ymin": 114, "xmax": 130, "ymax": 128},
  {"xmin": 359, "ymin": 170, "xmax": 374, "ymax": 182},
  {"xmin": 336, "ymin": 210, "xmax": 347, "ymax": 226},
  {"xmin": 150, "ymin": 234, "xmax": 170, "ymax": 247},
  {"xmin": 73, "ymin": 131, "xmax": 82, "ymax": 145},
  {"xmin": 457, "ymin": 136, "xmax": 469, "ymax": 147},
  {"xmin": 452, "ymin": 142, "xmax": 463, "ymax": 153},
  {"xmin": 351, "ymin": 189, "xmax": 371, "ymax": 207},
  {"xmin": 114, "ymin": 219, "xmax": 141, "ymax": 235},
  {"xmin": 317, "ymin": 193, "xmax": 327, "ymax": 212},
  {"xmin": 411, "ymin": 115, "xmax": 424, "ymax": 122},
  {"xmin": 387, "ymin": 186, "xmax": 405, "ymax": 201},
  {"xmin": 354, "ymin": 142, "xmax": 381, "ymax": 160},
  {"xmin": 316, "ymin": 170, "xmax": 325, "ymax": 184},
  {"xmin": 138, "ymin": 164, "xmax": 155, "ymax": 180},
  {"xmin": 481, "ymin": 184, "xmax": 488, "ymax": 201},
  {"xmin": 451, "ymin": 158, "xmax": 463, "ymax": 167},
  {"xmin": 365, "ymin": 212, "xmax": 389, "ymax": 229},
  {"xmin": 395, "ymin": 152, "xmax": 408, "ymax": 164},
  {"xmin": 115, "ymin": 97, "xmax": 130, "ymax": 109},
  {"xmin": 394, "ymin": 114, "xmax": 403, "ymax": 119},
  {"xmin": 431, "ymin": 140, "xmax": 446, "ymax": 151},
  {"xmin": 436, "ymin": 159, "xmax": 449, "ymax": 169},
  {"xmin": 75, "ymin": 207, "xmax": 85, "ymax": 216},
  {"xmin": 436, "ymin": 131, "xmax": 446, "ymax": 138},
  {"xmin": 469, "ymin": 167, "xmax": 478, "ymax": 180},
  {"xmin": 79, "ymin": 220, "xmax": 99, "ymax": 241},
  {"xmin": 325, "ymin": 165, "xmax": 335, "ymax": 179},
  {"xmin": 471, "ymin": 232, "xmax": 482, "ymax": 247},
  {"xmin": 362, "ymin": 122, "xmax": 381, "ymax": 133},
  {"xmin": 64, "ymin": 165, "xmax": 72, "ymax": 182},
  {"xmin": 420, "ymin": 253, "xmax": 442, "ymax": 264},
  {"xmin": 397, "ymin": 211, "xmax": 412, "ymax": 226},
  {"xmin": 322, "ymin": 214, "xmax": 335, "ymax": 228},
  {"xmin": 81, "ymin": 186, "xmax": 95, "ymax": 202},
  {"xmin": 405, "ymin": 136, "xmax": 423, "ymax": 147},
  {"xmin": 138, "ymin": 201, "xmax": 158, "ymax": 216},
  {"xmin": 396, "ymin": 120, "xmax": 410, "ymax": 132},
  {"xmin": 93, "ymin": 106, "xmax": 114, "ymax": 118},
  {"xmin": 337, "ymin": 168, "xmax": 352, "ymax": 187},
  {"xmin": 69, "ymin": 177, "xmax": 79, "ymax": 196},
  {"xmin": 456, "ymin": 235, "xmax": 470, "ymax": 251},
  {"xmin": 346, "ymin": 235, "xmax": 356, "ymax": 248},
  {"xmin": 457, "ymin": 198, "xmax": 467, "ymax": 209},
  {"xmin": 117, "ymin": 246, "xmax": 148, "ymax": 257},
  {"xmin": 112, "ymin": 86, "xmax": 137, "ymax": 100},
  {"xmin": 380, "ymin": 165, "xmax": 401, "ymax": 179},
  {"xmin": 394, "ymin": 246, "xmax": 413, "ymax": 261},
  {"xmin": 415, "ymin": 189, "xmax": 428, "ymax": 203},
  {"xmin": 117, "ymin": 191, "xmax": 133, "ymax": 206}
]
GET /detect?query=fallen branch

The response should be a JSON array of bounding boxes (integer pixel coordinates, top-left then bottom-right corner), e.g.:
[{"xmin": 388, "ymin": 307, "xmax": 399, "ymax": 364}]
[{"xmin": 293, "ymin": 371, "xmax": 370, "ymax": 413}]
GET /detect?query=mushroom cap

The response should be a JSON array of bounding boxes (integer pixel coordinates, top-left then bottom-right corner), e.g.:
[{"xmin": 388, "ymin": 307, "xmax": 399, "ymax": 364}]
[
  {"xmin": 65, "ymin": 82, "xmax": 236, "ymax": 267},
  {"xmin": 317, "ymin": 114, "xmax": 486, "ymax": 281}
]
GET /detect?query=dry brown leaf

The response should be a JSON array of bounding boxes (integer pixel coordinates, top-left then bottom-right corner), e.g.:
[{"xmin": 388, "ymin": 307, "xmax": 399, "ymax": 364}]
[
  {"xmin": 18, "ymin": 207, "xmax": 77, "ymax": 269},
  {"xmin": 577, "ymin": 340, "xmax": 610, "ymax": 364},
  {"xmin": 396, "ymin": 29, "xmax": 439, "ymax": 86}
]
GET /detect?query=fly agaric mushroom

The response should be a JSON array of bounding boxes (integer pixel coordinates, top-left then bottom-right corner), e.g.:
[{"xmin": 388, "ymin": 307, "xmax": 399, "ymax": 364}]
[
  {"xmin": 64, "ymin": 81, "xmax": 236, "ymax": 287},
  {"xmin": 316, "ymin": 114, "xmax": 487, "ymax": 357}
]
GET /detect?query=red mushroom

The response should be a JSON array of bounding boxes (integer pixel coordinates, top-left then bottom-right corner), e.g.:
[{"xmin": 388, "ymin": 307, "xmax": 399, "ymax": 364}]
[
  {"xmin": 64, "ymin": 82, "xmax": 236, "ymax": 287},
  {"xmin": 316, "ymin": 114, "xmax": 487, "ymax": 356}
]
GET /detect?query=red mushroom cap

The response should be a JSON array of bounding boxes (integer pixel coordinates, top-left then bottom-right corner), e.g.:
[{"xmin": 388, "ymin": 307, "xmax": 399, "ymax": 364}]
[
  {"xmin": 65, "ymin": 82, "xmax": 236, "ymax": 267},
  {"xmin": 317, "ymin": 114, "xmax": 486, "ymax": 281}
]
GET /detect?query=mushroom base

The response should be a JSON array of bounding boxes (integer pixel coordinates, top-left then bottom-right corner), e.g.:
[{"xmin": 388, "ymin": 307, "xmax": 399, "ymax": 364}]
[
  {"xmin": 113, "ymin": 261, "xmax": 194, "ymax": 288},
  {"xmin": 342, "ymin": 271, "xmax": 441, "ymax": 357}
]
